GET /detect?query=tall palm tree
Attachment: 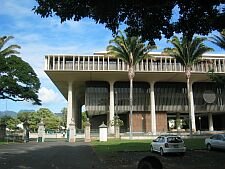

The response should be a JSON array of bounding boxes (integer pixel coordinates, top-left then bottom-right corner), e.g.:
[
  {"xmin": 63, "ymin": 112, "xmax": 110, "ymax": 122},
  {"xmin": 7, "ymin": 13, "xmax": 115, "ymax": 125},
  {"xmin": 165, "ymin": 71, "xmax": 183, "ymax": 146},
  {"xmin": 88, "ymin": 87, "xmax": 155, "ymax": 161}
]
[
  {"xmin": 210, "ymin": 30, "xmax": 225, "ymax": 50},
  {"xmin": 107, "ymin": 31, "xmax": 156, "ymax": 139},
  {"xmin": 164, "ymin": 35, "xmax": 213, "ymax": 136},
  {"xmin": 0, "ymin": 36, "xmax": 21, "ymax": 57},
  {"xmin": 0, "ymin": 36, "xmax": 21, "ymax": 72},
  {"xmin": 208, "ymin": 30, "xmax": 225, "ymax": 83}
]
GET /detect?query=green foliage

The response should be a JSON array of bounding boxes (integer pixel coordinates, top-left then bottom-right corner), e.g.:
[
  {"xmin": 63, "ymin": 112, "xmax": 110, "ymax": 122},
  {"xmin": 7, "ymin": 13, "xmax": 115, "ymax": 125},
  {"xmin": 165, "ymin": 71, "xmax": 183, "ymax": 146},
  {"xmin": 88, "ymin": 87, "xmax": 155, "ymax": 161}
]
[
  {"xmin": 60, "ymin": 107, "xmax": 67, "ymax": 129},
  {"xmin": 164, "ymin": 35, "xmax": 214, "ymax": 69},
  {"xmin": 0, "ymin": 36, "xmax": 41, "ymax": 105},
  {"xmin": 36, "ymin": 108, "xmax": 60, "ymax": 130},
  {"xmin": 0, "ymin": 115, "xmax": 20, "ymax": 130},
  {"xmin": 110, "ymin": 115, "xmax": 124, "ymax": 127},
  {"xmin": 16, "ymin": 108, "xmax": 61, "ymax": 132},
  {"xmin": 208, "ymin": 69, "xmax": 225, "ymax": 84},
  {"xmin": 17, "ymin": 111, "xmax": 31, "ymax": 122},
  {"xmin": 34, "ymin": 1, "xmax": 225, "ymax": 43},
  {"xmin": 107, "ymin": 31, "xmax": 156, "ymax": 67},
  {"xmin": 82, "ymin": 111, "xmax": 87, "ymax": 129},
  {"xmin": 210, "ymin": 30, "xmax": 225, "ymax": 50}
]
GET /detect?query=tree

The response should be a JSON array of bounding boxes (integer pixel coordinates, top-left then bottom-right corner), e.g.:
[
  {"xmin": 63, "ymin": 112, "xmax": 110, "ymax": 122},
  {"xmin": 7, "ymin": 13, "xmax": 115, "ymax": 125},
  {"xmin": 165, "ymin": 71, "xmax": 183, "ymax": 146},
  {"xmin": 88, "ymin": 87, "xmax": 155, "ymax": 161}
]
[
  {"xmin": 0, "ymin": 115, "xmax": 20, "ymax": 130},
  {"xmin": 33, "ymin": 1, "xmax": 225, "ymax": 43},
  {"xmin": 164, "ymin": 35, "xmax": 213, "ymax": 136},
  {"xmin": 107, "ymin": 31, "xmax": 156, "ymax": 138},
  {"xmin": 60, "ymin": 107, "xmax": 67, "ymax": 129},
  {"xmin": 0, "ymin": 36, "xmax": 41, "ymax": 105},
  {"xmin": 36, "ymin": 108, "xmax": 60, "ymax": 130},
  {"xmin": 208, "ymin": 30, "xmax": 225, "ymax": 84},
  {"xmin": 210, "ymin": 30, "xmax": 225, "ymax": 50}
]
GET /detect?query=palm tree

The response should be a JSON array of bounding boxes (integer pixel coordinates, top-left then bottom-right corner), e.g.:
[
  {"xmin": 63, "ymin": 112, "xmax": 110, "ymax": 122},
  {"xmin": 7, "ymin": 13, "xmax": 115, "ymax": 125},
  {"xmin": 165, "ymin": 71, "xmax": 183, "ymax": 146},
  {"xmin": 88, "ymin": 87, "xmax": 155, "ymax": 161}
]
[
  {"xmin": 107, "ymin": 31, "xmax": 156, "ymax": 139},
  {"xmin": 208, "ymin": 31, "xmax": 225, "ymax": 84},
  {"xmin": 0, "ymin": 36, "xmax": 21, "ymax": 57},
  {"xmin": 0, "ymin": 36, "xmax": 21, "ymax": 72},
  {"xmin": 210, "ymin": 30, "xmax": 225, "ymax": 50},
  {"xmin": 164, "ymin": 35, "xmax": 213, "ymax": 136}
]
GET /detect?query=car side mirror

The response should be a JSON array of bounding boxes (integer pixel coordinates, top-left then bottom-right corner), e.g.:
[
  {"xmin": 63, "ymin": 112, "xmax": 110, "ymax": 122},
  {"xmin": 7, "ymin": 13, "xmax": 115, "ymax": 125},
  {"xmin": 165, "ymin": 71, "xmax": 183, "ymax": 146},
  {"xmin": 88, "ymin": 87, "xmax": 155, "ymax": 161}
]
[{"xmin": 153, "ymin": 139, "xmax": 157, "ymax": 142}]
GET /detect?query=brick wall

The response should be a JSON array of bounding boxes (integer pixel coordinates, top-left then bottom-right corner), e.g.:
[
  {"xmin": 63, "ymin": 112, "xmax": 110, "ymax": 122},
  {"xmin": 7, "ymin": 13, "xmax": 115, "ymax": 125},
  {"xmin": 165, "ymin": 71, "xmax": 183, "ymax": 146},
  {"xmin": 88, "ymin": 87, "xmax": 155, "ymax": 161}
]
[{"xmin": 131, "ymin": 111, "xmax": 167, "ymax": 132}]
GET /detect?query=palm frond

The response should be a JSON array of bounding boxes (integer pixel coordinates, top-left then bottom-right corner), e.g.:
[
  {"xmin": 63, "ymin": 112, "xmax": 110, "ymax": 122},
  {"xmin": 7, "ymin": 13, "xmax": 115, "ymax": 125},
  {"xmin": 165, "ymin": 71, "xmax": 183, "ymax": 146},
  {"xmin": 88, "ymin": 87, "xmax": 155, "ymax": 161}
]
[
  {"xmin": 0, "ymin": 36, "xmax": 21, "ymax": 58},
  {"xmin": 210, "ymin": 32, "xmax": 225, "ymax": 50},
  {"xmin": 164, "ymin": 35, "xmax": 211, "ymax": 68},
  {"xmin": 107, "ymin": 31, "xmax": 155, "ymax": 67}
]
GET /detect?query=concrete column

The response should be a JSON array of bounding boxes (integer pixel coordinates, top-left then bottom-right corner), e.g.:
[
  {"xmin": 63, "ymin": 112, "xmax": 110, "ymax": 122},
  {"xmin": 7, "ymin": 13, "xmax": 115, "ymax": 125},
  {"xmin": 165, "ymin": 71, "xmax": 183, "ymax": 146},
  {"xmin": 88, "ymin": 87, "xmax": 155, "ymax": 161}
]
[
  {"xmin": 208, "ymin": 112, "xmax": 214, "ymax": 131},
  {"xmin": 108, "ymin": 81, "xmax": 115, "ymax": 134},
  {"xmin": 150, "ymin": 82, "xmax": 156, "ymax": 135},
  {"xmin": 47, "ymin": 56, "xmax": 50, "ymax": 70},
  {"xmin": 72, "ymin": 94, "xmax": 76, "ymax": 125},
  {"xmin": 44, "ymin": 56, "xmax": 48, "ymax": 70},
  {"xmin": 69, "ymin": 118, "xmax": 76, "ymax": 142},
  {"xmin": 53, "ymin": 56, "xmax": 55, "ymax": 70},
  {"xmin": 85, "ymin": 118, "xmax": 91, "ymax": 142},
  {"xmin": 189, "ymin": 82, "xmax": 196, "ymax": 131},
  {"xmin": 176, "ymin": 112, "xmax": 181, "ymax": 130},
  {"xmin": 67, "ymin": 82, "xmax": 73, "ymax": 129}
]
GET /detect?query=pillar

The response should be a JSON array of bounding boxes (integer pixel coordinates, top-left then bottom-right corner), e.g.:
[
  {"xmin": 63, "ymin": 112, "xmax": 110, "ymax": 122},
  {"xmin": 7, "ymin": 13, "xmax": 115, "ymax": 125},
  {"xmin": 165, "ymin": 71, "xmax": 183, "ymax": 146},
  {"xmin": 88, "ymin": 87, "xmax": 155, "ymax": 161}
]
[
  {"xmin": 108, "ymin": 81, "xmax": 115, "ymax": 134},
  {"xmin": 67, "ymin": 82, "xmax": 73, "ymax": 130},
  {"xmin": 72, "ymin": 94, "xmax": 76, "ymax": 127},
  {"xmin": 208, "ymin": 112, "xmax": 214, "ymax": 131},
  {"xmin": 150, "ymin": 82, "xmax": 156, "ymax": 135},
  {"xmin": 37, "ymin": 120, "xmax": 45, "ymax": 142},
  {"xmin": 44, "ymin": 56, "xmax": 48, "ymax": 70},
  {"xmin": 176, "ymin": 112, "xmax": 181, "ymax": 130},
  {"xmin": 85, "ymin": 118, "xmax": 91, "ymax": 142},
  {"xmin": 69, "ymin": 118, "xmax": 76, "ymax": 142},
  {"xmin": 189, "ymin": 82, "xmax": 196, "ymax": 131}
]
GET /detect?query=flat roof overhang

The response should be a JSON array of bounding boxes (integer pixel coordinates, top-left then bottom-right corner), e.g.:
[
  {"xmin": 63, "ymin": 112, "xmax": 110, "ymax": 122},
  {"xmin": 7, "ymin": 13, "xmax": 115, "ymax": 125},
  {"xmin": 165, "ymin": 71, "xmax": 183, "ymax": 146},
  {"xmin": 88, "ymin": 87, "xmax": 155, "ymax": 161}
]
[{"xmin": 45, "ymin": 70, "xmax": 212, "ymax": 100}]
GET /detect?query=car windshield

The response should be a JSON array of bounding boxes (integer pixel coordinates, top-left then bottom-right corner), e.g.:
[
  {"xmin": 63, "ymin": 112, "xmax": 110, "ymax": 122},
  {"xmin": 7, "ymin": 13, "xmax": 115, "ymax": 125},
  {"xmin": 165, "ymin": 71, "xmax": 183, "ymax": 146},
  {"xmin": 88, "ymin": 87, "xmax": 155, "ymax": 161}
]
[{"xmin": 167, "ymin": 137, "xmax": 183, "ymax": 143}]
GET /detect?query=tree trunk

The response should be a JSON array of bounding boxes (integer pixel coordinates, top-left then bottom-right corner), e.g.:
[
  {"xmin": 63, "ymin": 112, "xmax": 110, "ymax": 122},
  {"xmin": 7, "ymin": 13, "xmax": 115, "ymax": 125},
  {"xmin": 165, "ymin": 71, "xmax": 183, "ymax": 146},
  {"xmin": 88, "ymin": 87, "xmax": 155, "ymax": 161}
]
[
  {"xmin": 128, "ymin": 66, "xmax": 134, "ymax": 139},
  {"xmin": 186, "ymin": 67, "xmax": 192, "ymax": 137}
]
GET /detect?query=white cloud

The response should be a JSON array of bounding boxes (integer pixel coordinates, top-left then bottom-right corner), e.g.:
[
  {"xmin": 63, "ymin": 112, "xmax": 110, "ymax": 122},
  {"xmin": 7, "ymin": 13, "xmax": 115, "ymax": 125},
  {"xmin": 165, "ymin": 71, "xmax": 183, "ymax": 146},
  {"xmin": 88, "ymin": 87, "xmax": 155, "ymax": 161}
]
[
  {"xmin": 38, "ymin": 87, "xmax": 65, "ymax": 104},
  {"xmin": 0, "ymin": 1, "xmax": 34, "ymax": 18}
]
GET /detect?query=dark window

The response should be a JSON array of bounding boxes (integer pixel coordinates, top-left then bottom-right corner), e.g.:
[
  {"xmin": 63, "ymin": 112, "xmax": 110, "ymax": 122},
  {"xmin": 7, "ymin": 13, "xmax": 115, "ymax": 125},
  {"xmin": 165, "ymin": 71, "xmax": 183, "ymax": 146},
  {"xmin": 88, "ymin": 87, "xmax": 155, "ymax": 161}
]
[{"xmin": 167, "ymin": 137, "xmax": 183, "ymax": 143}]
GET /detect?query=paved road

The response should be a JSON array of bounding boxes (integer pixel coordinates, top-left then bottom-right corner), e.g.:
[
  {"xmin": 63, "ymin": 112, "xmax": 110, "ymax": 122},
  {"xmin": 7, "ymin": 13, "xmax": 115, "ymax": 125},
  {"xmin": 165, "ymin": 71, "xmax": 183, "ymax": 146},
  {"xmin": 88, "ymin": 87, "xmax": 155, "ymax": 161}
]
[{"xmin": 0, "ymin": 142, "xmax": 104, "ymax": 169}]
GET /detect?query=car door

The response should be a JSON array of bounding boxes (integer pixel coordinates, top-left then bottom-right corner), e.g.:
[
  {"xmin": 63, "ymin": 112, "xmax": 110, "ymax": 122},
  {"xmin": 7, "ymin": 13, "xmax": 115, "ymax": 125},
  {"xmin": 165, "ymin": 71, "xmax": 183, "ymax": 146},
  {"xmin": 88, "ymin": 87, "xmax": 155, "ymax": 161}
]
[
  {"xmin": 152, "ymin": 137, "xmax": 161, "ymax": 152},
  {"xmin": 217, "ymin": 135, "xmax": 225, "ymax": 149},
  {"xmin": 222, "ymin": 136, "xmax": 225, "ymax": 149},
  {"xmin": 210, "ymin": 135, "xmax": 219, "ymax": 148}
]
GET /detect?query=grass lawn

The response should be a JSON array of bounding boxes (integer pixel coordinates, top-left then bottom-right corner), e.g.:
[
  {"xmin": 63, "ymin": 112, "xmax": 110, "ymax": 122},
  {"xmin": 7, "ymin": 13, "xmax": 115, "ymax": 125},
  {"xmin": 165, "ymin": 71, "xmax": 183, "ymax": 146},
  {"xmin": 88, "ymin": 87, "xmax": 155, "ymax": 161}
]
[
  {"xmin": 91, "ymin": 138, "xmax": 205, "ymax": 156},
  {"xmin": 91, "ymin": 139, "xmax": 150, "ymax": 156},
  {"xmin": 183, "ymin": 138, "xmax": 205, "ymax": 150},
  {"xmin": 0, "ymin": 140, "xmax": 7, "ymax": 144}
]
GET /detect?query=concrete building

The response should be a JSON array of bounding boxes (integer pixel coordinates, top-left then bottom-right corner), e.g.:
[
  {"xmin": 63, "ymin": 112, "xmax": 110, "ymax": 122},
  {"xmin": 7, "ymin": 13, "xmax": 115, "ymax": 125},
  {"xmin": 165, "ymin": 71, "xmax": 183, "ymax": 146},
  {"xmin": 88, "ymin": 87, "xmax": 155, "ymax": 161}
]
[{"xmin": 44, "ymin": 52, "xmax": 225, "ymax": 134}]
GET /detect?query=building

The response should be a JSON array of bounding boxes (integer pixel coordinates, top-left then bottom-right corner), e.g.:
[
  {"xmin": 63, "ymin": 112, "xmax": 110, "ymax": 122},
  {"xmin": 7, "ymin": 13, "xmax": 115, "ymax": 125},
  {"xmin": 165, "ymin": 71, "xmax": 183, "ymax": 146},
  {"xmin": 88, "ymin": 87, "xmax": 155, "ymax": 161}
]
[{"xmin": 44, "ymin": 52, "xmax": 225, "ymax": 134}]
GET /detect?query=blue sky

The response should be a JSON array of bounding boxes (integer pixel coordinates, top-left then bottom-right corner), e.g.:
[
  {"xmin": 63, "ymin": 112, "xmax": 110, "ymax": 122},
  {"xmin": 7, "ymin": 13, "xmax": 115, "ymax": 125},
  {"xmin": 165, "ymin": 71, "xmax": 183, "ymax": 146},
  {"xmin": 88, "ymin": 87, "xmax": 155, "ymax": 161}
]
[{"xmin": 0, "ymin": 0, "xmax": 224, "ymax": 114}]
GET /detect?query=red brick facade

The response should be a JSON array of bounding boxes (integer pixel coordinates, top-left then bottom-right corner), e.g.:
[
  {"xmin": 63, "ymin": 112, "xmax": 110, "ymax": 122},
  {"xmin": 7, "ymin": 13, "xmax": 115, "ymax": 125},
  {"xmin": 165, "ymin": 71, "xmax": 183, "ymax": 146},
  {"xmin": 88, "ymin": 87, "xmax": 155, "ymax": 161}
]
[{"xmin": 131, "ymin": 111, "xmax": 167, "ymax": 132}]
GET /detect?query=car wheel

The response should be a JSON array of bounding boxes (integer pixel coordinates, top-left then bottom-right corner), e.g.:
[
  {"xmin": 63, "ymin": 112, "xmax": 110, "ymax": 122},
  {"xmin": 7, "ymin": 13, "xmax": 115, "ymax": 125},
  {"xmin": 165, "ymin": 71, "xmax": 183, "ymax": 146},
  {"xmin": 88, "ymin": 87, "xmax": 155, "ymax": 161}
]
[
  {"xmin": 160, "ymin": 148, "xmax": 164, "ymax": 156},
  {"xmin": 207, "ymin": 144, "xmax": 212, "ymax": 151},
  {"xmin": 150, "ymin": 145, "xmax": 154, "ymax": 152}
]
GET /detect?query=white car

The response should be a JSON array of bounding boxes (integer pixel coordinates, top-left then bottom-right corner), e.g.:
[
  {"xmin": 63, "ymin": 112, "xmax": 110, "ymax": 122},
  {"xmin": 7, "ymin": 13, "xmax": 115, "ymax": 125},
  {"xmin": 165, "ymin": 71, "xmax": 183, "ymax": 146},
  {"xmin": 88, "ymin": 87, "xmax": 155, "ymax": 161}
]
[
  {"xmin": 205, "ymin": 134, "xmax": 225, "ymax": 150},
  {"xmin": 150, "ymin": 135, "xmax": 186, "ymax": 156}
]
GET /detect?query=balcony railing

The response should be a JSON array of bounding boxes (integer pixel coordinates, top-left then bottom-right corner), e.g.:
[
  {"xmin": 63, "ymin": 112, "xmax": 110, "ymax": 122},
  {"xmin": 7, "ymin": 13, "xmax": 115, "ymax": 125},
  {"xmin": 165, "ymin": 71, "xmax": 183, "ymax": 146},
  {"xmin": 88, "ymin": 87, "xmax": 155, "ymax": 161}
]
[{"xmin": 45, "ymin": 53, "xmax": 225, "ymax": 73}]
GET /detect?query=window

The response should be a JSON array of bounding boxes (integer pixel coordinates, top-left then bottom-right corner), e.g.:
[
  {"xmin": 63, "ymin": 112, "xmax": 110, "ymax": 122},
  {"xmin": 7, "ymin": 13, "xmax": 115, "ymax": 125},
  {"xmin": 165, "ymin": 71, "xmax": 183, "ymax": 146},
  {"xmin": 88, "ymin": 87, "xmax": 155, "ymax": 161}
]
[{"xmin": 167, "ymin": 137, "xmax": 183, "ymax": 143}]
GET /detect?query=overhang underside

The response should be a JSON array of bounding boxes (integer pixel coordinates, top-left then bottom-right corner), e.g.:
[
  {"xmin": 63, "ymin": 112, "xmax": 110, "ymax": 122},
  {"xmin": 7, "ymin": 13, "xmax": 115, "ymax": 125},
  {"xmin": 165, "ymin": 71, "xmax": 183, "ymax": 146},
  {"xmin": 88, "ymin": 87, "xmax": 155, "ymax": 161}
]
[{"xmin": 45, "ymin": 70, "xmax": 212, "ymax": 101}]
